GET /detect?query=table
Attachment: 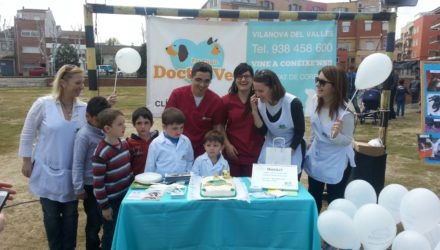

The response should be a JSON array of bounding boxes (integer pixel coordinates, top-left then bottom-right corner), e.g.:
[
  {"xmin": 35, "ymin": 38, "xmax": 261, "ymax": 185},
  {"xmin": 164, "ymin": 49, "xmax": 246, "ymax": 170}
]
[{"xmin": 112, "ymin": 179, "xmax": 321, "ymax": 250}]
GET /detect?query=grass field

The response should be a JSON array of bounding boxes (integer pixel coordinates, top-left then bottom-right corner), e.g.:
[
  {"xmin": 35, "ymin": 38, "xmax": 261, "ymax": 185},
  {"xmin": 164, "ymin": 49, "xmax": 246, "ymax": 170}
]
[{"xmin": 0, "ymin": 86, "xmax": 438, "ymax": 249}]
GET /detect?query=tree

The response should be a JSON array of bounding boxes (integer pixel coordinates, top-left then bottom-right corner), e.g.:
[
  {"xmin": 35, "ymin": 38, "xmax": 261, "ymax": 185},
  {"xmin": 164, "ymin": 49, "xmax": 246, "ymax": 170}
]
[
  {"xmin": 55, "ymin": 43, "xmax": 79, "ymax": 71},
  {"xmin": 106, "ymin": 37, "xmax": 120, "ymax": 46},
  {"xmin": 137, "ymin": 43, "xmax": 147, "ymax": 78}
]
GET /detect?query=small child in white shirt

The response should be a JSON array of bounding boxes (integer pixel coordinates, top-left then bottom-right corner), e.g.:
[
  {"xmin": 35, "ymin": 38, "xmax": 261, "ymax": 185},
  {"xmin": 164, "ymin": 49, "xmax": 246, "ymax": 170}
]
[{"xmin": 192, "ymin": 130, "xmax": 229, "ymax": 176}]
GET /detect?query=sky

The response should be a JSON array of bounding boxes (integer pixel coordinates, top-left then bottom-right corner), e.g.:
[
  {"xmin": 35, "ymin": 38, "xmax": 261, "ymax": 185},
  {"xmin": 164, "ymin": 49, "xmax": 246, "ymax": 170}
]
[{"xmin": 0, "ymin": 0, "xmax": 437, "ymax": 45}]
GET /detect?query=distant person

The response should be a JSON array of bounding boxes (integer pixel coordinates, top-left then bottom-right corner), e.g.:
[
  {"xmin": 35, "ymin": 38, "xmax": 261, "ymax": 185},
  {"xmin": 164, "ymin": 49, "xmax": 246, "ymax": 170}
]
[
  {"xmin": 165, "ymin": 62, "xmax": 224, "ymax": 158},
  {"xmin": 250, "ymin": 69, "xmax": 306, "ymax": 178},
  {"xmin": 383, "ymin": 68, "xmax": 398, "ymax": 119},
  {"xmin": 19, "ymin": 64, "xmax": 86, "ymax": 250},
  {"xmin": 92, "ymin": 108, "xmax": 133, "ymax": 250},
  {"xmin": 192, "ymin": 130, "xmax": 229, "ymax": 177},
  {"xmin": 0, "ymin": 182, "xmax": 16, "ymax": 233},
  {"xmin": 127, "ymin": 107, "xmax": 158, "ymax": 175},
  {"xmin": 410, "ymin": 75, "xmax": 420, "ymax": 104},
  {"xmin": 145, "ymin": 107, "xmax": 194, "ymax": 177},
  {"xmin": 72, "ymin": 96, "xmax": 111, "ymax": 250},
  {"xmin": 221, "ymin": 63, "xmax": 264, "ymax": 177},
  {"xmin": 304, "ymin": 66, "xmax": 356, "ymax": 212},
  {"xmin": 396, "ymin": 79, "xmax": 410, "ymax": 117}
]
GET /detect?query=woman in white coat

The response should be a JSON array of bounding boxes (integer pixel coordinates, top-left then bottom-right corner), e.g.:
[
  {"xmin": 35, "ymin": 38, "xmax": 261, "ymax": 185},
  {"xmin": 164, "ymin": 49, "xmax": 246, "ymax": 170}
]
[
  {"xmin": 19, "ymin": 65, "xmax": 86, "ymax": 250},
  {"xmin": 250, "ymin": 69, "xmax": 306, "ymax": 178},
  {"xmin": 304, "ymin": 66, "xmax": 356, "ymax": 212}
]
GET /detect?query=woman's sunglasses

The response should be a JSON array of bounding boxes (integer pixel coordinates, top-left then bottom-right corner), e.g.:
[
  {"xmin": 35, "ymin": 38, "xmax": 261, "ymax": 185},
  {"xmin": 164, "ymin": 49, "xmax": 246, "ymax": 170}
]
[{"xmin": 315, "ymin": 77, "xmax": 332, "ymax": 86}]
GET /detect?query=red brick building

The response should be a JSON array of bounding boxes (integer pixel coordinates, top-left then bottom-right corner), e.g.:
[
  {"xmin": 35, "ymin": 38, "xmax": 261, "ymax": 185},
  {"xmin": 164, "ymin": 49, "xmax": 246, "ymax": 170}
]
[
  {"xmin": 203, "ymin": 0, "xmax": 386, "ymax": 70},
  {"xmin": 411, "ymin": 12, "xmax": 440, "ymax": 61}
]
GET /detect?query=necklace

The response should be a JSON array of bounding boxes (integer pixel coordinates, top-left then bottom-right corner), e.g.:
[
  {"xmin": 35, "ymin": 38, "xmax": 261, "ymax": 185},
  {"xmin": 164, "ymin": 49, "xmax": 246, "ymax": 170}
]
[{"xmin": 60, "ymin": 101, "xmax": 73, "ymax": 118}]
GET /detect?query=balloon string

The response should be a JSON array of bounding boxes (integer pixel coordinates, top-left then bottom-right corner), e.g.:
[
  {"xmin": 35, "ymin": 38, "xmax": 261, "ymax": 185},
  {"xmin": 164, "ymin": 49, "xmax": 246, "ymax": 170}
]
[
  {"xmin": 340, "ymin": 88, "xmax": 358, "ymax": 120},
  {"xmin": 113, "ymin": 71, "xmax": 118, "ymax": 93},
  {"xmin": 331, "ymin": 88, "xmax": 358, "ymax": 139}
]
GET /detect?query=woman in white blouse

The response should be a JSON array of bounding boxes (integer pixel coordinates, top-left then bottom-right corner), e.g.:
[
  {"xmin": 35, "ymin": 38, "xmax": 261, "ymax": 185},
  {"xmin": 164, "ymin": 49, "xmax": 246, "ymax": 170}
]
[
  {"xmin": 304, "ymin": 66, "xmax": 356, "ymax": 212},
  {"xmin": 19, "ymin": 65, "xmax": 87, "ymax": 250}
]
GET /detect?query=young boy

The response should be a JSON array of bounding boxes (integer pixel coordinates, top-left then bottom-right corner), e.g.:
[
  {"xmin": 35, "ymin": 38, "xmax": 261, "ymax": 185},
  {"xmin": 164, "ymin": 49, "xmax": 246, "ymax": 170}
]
[
  {"xmin": 192, "ymin": 130, "xmax": 229, "ymax": 176},
  {"xmin": 92, "ymin": 108, "xmax": 133, "ymax": 250},
  {"xmin": 127, "ymin": 107, "xmax": 158, "ymax": 175},
  {"xmin": 72, "ymin": 96, "xmax": 110, "ymax": 250},
  {"xmin": 145, "ymin": 107, "xmax": 194, "ymax": 177}
]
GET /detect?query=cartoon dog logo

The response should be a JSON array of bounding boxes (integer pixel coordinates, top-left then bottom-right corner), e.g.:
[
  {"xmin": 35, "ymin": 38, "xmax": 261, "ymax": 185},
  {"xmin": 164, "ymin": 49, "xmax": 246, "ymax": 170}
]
[{"xmin": 165, "ymin": 37, "xmax": 224, "ymax": 81}]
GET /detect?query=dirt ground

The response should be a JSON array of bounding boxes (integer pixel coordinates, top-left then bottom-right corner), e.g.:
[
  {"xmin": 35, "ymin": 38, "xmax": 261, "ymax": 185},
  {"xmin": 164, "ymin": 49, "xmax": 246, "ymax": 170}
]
[{"xmin": 0, "ymin": 100, "xmax": 438, "ymax": 249}]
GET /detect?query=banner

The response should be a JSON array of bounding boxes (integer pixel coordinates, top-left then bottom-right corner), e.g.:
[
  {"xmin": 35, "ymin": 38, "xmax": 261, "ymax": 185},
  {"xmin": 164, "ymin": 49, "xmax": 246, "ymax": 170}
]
[
  {"xmin": 247, "ymin": 21, "xmax": 337, "ymax": 116},
  {"xmin": 147, "ymin": 17, "xmax": 247, "ymax": 116},
  {"xmin": 420, "ymin": 61, "xmax": 440, "ymax": 164},
  {"xmin": 146, "ymin": 17, "xmax": 336, "ymax": 117}
]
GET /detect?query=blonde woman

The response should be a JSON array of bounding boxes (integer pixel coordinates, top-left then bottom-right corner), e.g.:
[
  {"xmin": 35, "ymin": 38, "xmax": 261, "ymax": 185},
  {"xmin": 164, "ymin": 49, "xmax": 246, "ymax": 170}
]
[{"xmin": 19, "ymin": 65, "xmax": 86, "ymax": 250}]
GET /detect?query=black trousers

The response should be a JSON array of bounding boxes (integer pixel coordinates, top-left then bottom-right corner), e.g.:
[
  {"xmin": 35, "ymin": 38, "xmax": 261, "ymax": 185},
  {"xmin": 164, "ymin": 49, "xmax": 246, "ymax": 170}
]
[{"xmin": 308, "ymin": 166, "xmax": 352, "ymax": 212}]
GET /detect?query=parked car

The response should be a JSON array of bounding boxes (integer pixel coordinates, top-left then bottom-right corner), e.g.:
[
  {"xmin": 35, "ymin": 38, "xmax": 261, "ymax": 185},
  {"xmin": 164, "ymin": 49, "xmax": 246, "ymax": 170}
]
[
  {"xmin": 29, "ymin": 67, "xmax": 48, "ymax": 76},
  {"xmin": 19, "ymin": 66, "xmax": 48, "ymax": 77},
  {"xmin": 97, "ymin": 65, "xmax": 114, "ymax": 75}
]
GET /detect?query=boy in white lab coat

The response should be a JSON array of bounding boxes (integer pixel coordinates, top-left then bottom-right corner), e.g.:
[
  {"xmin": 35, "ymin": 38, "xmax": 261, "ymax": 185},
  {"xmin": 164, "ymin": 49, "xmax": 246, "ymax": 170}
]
[
  {"xmin": 145, "ymin": 107, "xmax": 194, "ymax": 177},
  {"xmin": 192, "ymin": 130, "xmax": 229, "ymax": 176}
]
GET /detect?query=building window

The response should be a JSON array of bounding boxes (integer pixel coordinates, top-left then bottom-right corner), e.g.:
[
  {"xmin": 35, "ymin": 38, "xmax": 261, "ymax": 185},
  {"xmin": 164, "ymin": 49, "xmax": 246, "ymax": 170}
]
[
  {"xmin": 311, "ymin": 6, "xmax": 322, "ymax": 11},
  {"xmin": 350, "ymin": 57, "xmax": 355, "ymax": 64},
  {"xmin": 22, "ymin": 46, "xmax": 40, "ymax": 53},
  {"xmin": 262, "ymin": 0, "xmax": 274, "ymax": 10},
  {"xmin": 289, "ymin": 4, "xmax": 301, "ymax": 11},
  {"xmin": 338, "ymin": 42, "xmax": 344, "ymax": 49},
  {"xmin": 333, "ymin": 7, "xmax": 348, "ymax": 12},
  {"xmin": 364, "ymin": 21, "xmax": 373, "ymax": 32},
  {"xmin": 21, "ymin": 30, "xmax": 40, "ymax": 37},
  {"xmin": 365, "ymin": 41, "xmax": 374, "ymax": 50},
  {"xmin": 342, "ymin": 21, "xmax": 350, "ymax": 32},
  {"xmin": 382, "ymin": 21, "xmax": 389, "ymax": 32},
  {"xmin": 346, "ymin": 42, "xmax": 351, "ymax": 51}
]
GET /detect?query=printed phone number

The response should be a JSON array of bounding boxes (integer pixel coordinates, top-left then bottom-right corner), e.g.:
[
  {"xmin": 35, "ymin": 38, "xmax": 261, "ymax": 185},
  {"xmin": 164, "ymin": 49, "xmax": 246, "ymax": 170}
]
[{"xmin": 271, "ymin": 43, "xmax": 333, "ymax": 53}]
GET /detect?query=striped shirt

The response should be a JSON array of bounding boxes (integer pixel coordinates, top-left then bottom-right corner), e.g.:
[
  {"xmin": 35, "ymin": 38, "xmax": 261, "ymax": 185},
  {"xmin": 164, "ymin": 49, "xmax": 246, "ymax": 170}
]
[{"xmin": 92, "ymin": 139, "xmax": 133, "ymax": 209}]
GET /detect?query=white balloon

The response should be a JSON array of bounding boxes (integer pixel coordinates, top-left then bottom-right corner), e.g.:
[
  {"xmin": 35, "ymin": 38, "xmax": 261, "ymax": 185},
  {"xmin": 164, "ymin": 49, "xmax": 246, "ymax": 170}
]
[
  {"xmin": 392, "ymin": 230, "xmax": 431, "ymax": 250},
  {"xmin": 400, "ymin": 188, "xmax": 440, "ymax": 234},
  {"xmin": 328, "ymin": 198, "xmax": 358, "ymax": 218},
  {"xmin": 355, "ymin": 53, "xmax": 393, "ymax": 90},
  {"xmin": 425, "ymin": 224, "xmax": 440, "ymax": 249},
  {"xmin": 318, "ymin": 210, "xmax": 361, "ymax": 249},
  {"xmin": 115, "ymin": 48, "xmax": 141, "ymax": 73},
  {"xmin": 353, "ymin": 204, "xmax": 396, "ymax": 250},
  {"xmin": 345, "ymin": 180, "xmax": 377, "ymax": 208},
  {"xmin": 378, "ymin": 184, "xmax": 408, "ymax": 224}
]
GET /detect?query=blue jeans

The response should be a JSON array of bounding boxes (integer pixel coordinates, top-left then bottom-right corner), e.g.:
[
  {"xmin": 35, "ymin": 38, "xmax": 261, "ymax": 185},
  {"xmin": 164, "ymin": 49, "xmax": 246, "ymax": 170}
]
[
  {"xmin": 100, "ymin": 195, "xmax": 124, "ymax": 250},
  {"xmin": 396, "ymin": 100, "xmax": 405, "ymax": 116},
  {"xmin": 40, "ymin": 198, "xmax": 78, "ymax": 250},
  {"xmin": 83, "ymin": 185, "xmax": 103, "ymax": 250}
]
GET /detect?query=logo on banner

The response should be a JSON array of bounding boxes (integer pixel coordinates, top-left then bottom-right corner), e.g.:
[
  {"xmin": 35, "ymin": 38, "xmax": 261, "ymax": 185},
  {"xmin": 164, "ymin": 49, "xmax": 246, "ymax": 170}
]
[{"xmin": 154, "ymin": 37, "xmax": 232, "ymax": 82}]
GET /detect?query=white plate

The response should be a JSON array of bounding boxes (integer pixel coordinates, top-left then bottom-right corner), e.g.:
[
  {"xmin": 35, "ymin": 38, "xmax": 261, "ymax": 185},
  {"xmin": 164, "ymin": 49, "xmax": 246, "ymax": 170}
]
[{"xmin": 135, "ymin": 172, "xmax": 162, "ymax": 184}]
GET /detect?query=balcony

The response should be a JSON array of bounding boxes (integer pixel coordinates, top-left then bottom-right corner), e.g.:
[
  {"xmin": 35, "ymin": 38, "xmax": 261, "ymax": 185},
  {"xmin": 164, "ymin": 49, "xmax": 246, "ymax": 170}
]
[
  {"xmin": 230, "ymin": 0, "xmax": 261, "ymax": 8},
  {"xmin": 430, "ymin": 35, "xmax": 440, "ymax": 44},
  {"xmin": 431, "ymin": 18, "xmax": 440, "ymax": 30},
  {"xmin": 428, "ymin": 50, "xmax": 440, "ymax": 60}
]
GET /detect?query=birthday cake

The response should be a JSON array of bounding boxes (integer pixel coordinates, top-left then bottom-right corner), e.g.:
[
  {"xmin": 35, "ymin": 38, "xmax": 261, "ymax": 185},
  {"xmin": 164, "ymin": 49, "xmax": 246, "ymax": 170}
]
[{"xmin": 200, "ymin": 176, "xmax": 236, "ymax": 198}]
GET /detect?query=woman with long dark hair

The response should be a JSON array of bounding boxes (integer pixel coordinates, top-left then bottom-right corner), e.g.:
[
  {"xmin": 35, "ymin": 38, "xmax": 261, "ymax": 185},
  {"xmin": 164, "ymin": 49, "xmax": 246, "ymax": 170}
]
[
  {"xmin": 221, "ymin": 63, "xmax": 264, "ymax": 176},
  {"xmin": 250, "ymin": 69, "xmax": 306, "ymax": 178},
  {"xmin": 304, "ymin": 65, "xmax": 356, "ymax": 212}
]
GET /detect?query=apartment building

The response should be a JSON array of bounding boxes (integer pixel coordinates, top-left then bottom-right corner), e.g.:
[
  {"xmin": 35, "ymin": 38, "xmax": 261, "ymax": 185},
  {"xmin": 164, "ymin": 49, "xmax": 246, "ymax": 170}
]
[{"xmin": 203, "ymin": 0, "xmax": 385, "ymax": 70}]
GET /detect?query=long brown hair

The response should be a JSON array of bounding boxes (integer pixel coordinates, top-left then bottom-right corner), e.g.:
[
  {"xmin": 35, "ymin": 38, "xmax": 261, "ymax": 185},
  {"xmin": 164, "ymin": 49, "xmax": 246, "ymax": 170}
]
[
  {"xmin": 228, "ymin": 63, "xmax": 254, "ymax": 115},
  {"xmin": 315, "ymin": 66, "xmax": 348, "ymax": 119},
  {"xmin": 253, "ymin": 69, "xmax": 286, "ymax": 103}
]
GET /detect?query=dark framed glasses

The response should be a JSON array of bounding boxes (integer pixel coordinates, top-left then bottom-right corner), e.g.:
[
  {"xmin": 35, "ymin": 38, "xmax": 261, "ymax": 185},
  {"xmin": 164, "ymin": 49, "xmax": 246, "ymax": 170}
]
[{"xmin": 315, "ymin": 77, "xmax": 332, "ymax": 86}]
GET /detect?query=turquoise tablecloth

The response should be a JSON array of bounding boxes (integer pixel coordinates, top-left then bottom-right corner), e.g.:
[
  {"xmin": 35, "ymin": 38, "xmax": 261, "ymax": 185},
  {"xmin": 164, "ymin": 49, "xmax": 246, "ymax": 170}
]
[{"xmin": 112, "ymin": 179, "xmax": 321, "ymax": 250}]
